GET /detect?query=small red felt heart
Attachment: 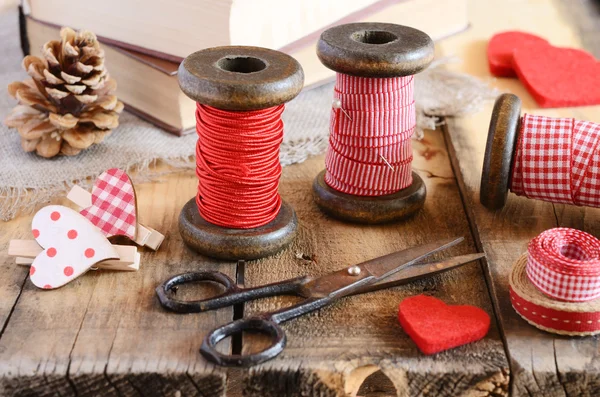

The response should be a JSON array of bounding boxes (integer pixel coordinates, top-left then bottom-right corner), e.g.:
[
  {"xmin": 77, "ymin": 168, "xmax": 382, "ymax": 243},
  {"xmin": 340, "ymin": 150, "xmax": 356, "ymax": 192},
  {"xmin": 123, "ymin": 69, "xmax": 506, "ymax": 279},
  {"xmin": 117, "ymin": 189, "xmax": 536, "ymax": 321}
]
[
  {"xmin": 512, "ymin": 44, "xmax": 600, "ymax": 108},
  {"xmin": 487, "ymin": 31, "xmax": 549, "ymax": 77},
  {"xmin": 398, "ymin": 295, "xmax": 490, "ymax": 355}
]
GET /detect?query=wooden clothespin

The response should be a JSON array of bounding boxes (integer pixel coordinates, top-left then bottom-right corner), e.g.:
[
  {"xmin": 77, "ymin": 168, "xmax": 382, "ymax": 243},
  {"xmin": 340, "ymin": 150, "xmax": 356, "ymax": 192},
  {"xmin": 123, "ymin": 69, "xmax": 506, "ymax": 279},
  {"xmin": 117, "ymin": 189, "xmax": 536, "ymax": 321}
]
[
  {"xmin": 67, "ymin": 168, "xmax": 164, "ymax": 251},
  {"xmin": 8, "ymin": 205, "xmax": 141, "ymax": 289},
  {"xmin": 9, "ymin": 239, "xmax": 140, "ymax": 271}
]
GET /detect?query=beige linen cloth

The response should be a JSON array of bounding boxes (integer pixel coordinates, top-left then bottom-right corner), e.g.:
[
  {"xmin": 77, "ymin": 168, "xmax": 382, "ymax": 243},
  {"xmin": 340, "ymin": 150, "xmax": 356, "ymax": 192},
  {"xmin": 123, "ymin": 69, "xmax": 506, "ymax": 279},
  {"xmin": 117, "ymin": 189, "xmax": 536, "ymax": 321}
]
[{"xmin": 0, "ymin": 8, "xmax": 497, "ymax": 220}]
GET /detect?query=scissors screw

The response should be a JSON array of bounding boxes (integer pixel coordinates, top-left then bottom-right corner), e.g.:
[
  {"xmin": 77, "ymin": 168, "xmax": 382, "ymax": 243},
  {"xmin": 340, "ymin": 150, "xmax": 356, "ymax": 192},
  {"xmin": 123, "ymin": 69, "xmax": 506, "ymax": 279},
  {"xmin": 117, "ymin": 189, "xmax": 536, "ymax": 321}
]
[{"xmin": 347, "ymin": 266, "xmax": 361, "ymax": 276}]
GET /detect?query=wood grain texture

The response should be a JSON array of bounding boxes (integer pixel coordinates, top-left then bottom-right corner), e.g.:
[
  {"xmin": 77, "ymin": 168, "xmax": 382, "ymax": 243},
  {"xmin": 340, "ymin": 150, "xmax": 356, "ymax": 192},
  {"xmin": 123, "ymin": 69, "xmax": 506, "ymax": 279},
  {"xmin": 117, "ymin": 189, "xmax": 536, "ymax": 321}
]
[
  {"xmin": 0, "ymin": 132, "xmax": 509, "ymax": 396},
  {"xmin": 241, "ymin": 128, "xmax": 509, "ymax": 397},
  {"xmin": 438, "ymin": 0, "xmax": 600, "ymax": 395},
  {"xmin": 5, "ymin": 0, "xmax": 599, "ymax": 394},
  {"xmin": 0, "ymin": 174, "xmax": 232, "ymax": 396}
]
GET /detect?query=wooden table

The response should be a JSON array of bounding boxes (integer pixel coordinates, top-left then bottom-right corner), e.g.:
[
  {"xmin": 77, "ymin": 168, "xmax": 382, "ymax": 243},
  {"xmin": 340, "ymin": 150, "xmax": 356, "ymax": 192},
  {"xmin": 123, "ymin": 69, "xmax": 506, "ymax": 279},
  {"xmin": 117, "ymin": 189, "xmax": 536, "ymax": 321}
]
[{"xmin": 0, "ymin": 0, "xmax": 598, "ymax": 396}]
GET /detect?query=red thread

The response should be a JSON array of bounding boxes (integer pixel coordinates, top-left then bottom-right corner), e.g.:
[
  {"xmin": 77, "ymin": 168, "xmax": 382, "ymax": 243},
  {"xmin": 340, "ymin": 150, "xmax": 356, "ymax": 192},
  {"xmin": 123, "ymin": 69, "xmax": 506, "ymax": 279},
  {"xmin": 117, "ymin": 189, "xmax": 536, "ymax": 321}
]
[
  {"xmin": 195, "ymin": 103, "xmax": 284, "ymax": 229},
  {"xmin": 510, "ymin": 114, "xmax": 600, "ymax": 207},
  {"xmin": 325, "ymin": 73, "xmax": 416, "ymax": 196},
  {"xmin": 527, "ymin": 228, "xmax": 600, "ymax": 302}
]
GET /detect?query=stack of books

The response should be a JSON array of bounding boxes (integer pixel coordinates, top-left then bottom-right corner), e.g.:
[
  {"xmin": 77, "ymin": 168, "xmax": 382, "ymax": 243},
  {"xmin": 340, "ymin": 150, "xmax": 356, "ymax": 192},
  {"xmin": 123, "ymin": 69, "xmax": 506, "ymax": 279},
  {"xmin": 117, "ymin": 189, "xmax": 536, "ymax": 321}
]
[{"xmin": 20, "ymin": 0, "xmax": 468, "ymax": 135}]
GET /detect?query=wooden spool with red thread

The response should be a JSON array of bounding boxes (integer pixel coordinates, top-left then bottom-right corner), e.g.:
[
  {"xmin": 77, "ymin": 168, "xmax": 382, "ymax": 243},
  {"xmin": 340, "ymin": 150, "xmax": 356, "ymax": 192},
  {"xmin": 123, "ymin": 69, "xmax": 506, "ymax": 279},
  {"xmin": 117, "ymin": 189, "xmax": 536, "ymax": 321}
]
[{"xmin": 178, "ymin": 46, "xmax": 304, "ymax": 260}]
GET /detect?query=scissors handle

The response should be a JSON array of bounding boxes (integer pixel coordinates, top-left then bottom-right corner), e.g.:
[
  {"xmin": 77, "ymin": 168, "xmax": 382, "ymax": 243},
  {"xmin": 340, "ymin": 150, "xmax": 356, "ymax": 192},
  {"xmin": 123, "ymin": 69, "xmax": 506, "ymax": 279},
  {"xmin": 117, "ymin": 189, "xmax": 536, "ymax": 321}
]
[
  {"xmin": 201, "ymin": 316, "xmax": 285, "ymax": 367},
  {"xmin": 156, "ymin": 271, "xmax": 308, "ymax": 313}
]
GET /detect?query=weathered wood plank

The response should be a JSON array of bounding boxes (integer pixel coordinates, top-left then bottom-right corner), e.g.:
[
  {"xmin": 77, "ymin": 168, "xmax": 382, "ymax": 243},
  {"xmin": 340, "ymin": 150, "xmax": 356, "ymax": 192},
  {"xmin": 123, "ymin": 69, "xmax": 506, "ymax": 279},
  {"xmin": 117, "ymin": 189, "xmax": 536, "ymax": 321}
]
[
  {"xmin": 241, "ymin": 129, "xmax": 509, "ymax": 396},
  {"xmin": 0, "ymin": 173, "xmax": 232, "ymax": 396},
  {"xmin": 439, "ymin": 1, "xmax": 600, "ymax": 395}
]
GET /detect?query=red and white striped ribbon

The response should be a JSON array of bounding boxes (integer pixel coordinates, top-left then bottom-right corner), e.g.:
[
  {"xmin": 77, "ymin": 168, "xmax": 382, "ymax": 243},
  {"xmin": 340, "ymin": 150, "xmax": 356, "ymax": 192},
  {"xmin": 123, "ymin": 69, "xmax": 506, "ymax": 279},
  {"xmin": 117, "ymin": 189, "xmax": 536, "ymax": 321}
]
[
  {"xmin": 324, "ymin": 73, "xmax": 416, "ymax": 196},
  {"xmin": 510, "ymin": 114, "xmax": 600, "ymax": 207},
  {"xmin": 510, "ymin": 254, "xmax": 600, "ymax": 336},
  {"xmin": 526, "ymin": 228, "xmax": 600, "ymax": 302}
]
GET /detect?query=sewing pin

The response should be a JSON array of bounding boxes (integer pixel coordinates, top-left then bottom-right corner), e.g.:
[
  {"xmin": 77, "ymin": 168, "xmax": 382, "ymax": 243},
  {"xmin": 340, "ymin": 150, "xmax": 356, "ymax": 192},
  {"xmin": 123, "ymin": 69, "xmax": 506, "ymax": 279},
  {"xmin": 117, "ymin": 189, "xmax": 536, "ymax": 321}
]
[
  {"xmin": 332, "ymin": 98, "xmax": 352, "ymax": 121},
  {"xmin": 379, "ymin": 154, "xmax": 395, "ymax": 171}
]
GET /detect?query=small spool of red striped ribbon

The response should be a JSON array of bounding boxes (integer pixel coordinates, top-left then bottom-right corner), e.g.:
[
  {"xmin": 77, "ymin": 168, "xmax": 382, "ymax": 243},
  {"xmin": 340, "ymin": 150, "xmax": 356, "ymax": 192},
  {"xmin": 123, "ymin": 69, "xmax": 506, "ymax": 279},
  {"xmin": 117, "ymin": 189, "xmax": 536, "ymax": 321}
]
[
  {"xmin": 313, "ymin": 23, "xmax": 434, "ymax": 223},
  {"xmin": 325, "ymin": 74, "xmax": 416, "ymax": 196},
  {"xmin": 177, "ymin": 46, "xmax": 303, "ymax": 260},
  {"xmin": 510, "ymin": 253, "xmax": 600, "ymax": 336},
  {"xmin": 481, "ymin": 94, "xmax": 600, "ymax": 210},
  {"xmin": 526, "ymin": 228, "xmax": 600, "ymax": 302}
]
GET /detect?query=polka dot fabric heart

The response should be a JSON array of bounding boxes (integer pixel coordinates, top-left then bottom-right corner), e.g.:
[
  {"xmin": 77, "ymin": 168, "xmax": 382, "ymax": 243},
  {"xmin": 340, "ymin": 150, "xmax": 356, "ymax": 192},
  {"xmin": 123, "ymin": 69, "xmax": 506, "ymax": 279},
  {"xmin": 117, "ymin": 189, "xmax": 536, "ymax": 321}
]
[
  {"xmin": 80, "ymin": 168, "xmax": 137, "ymax": 240},
  {"xmin": 527, "ymin": 228, "xmax": 600, "ymax": 302},
  {"xmin": 30, "ymin": 205, "xmax": 118, "ymax": 289}
]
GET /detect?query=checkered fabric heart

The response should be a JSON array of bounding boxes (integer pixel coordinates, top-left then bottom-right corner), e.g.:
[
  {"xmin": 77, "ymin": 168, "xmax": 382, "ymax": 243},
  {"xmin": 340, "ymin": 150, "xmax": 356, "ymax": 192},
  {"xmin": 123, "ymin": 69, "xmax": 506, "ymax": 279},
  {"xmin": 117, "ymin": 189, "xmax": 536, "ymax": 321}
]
[
  {"xmin": 80, "ymin": 168, "xmax": 137, "ymax": 240},
  {"xmin": 526, "ymin": 228, "xmax": 600, "ymax": 302},
  {"xmin": 510, "ymin": 114, "xmax": 600, "ymax": 206}
]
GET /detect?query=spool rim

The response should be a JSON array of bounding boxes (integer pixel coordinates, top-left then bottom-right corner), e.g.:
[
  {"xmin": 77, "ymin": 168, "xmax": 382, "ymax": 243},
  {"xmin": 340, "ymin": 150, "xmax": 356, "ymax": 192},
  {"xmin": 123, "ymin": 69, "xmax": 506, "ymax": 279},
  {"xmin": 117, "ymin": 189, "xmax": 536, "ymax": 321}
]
[
  {"xmin": 480, "ymin": 93, "xmax": 522, "ymax": 210},
  {"xmin": 178, "ymin": 46, "xmax": 304, "ymax": 110},
  {"xmin": 179, "ymin": 198, "xmax": 297, "ymax": 261},
  {"xmin": 312, "ymin": 170, "xmax": 426, "ymax": 224},
  {"xmin": 317, "ymin": 22, "xmax": 434, "ymax": 77}
]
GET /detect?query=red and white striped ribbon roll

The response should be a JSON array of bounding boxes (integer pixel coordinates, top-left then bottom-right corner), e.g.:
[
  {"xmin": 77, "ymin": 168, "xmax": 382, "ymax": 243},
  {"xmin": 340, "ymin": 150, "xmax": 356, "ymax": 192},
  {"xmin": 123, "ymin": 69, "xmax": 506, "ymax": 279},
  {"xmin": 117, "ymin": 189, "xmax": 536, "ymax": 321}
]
[
  {"xmin": 510, "ymin": 254, "xmax": 600, "ymax": 336},
  {"xmin": 324, "ymin": 73, "xmax": 416, "ymax": 196},
  {"xmin": 510, "ymin": 114, "xmax": 600, "ymax": 207},
  {"xmin": 526, "ymin": 228, "xmax": 600, "ymax": 302}
]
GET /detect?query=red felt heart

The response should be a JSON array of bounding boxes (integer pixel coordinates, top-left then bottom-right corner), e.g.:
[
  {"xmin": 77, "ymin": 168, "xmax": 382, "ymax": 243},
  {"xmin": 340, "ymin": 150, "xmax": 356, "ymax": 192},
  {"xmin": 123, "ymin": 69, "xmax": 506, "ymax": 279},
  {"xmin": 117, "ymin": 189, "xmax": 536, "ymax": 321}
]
[
  {"xmin": 487, "ymin": 31, "xmax": 549, "ymax": 77},
  {"xmin": 512, "ymin": 44, "xmax": 600, "ymax": 108},
  {"xmin": 398, "ymin": 295, "xmax": 490, "ymax": 355}
]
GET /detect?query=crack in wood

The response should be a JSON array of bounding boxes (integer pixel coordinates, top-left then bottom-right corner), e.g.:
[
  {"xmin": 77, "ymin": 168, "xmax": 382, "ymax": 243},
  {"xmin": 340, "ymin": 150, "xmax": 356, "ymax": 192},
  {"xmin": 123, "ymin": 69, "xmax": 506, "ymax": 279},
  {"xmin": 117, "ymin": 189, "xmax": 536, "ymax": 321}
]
[
  {"xmin": 552, "ymin": 340, "xmax": 569, "ymax": 397},
  {"xmin": 0, "ymin": 272, "xmax": 28, "ymax": 340}
]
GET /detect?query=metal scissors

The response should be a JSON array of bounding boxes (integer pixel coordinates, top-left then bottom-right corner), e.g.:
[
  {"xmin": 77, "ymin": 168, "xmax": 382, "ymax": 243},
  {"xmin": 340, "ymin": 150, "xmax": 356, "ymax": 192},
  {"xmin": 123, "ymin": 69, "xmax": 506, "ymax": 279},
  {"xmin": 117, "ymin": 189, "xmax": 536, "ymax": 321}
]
[{"xmin": 156, "ymin": 237, "xmax": 484, "ymax": 367}]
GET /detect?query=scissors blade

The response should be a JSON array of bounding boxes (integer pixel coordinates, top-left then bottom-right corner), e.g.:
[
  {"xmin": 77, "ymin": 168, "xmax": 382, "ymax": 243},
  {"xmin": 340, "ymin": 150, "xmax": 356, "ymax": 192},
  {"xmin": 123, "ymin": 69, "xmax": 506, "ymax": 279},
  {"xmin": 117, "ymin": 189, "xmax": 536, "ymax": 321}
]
[
  {"xmin": 360, "ymin": 236, "xmax": 464, "ymax": 281},
  {"xmin": 301, "ymin": 237, "xmax": 464, "ymax": 298},
  {"xmin": 350, "ymin": 253, "xmax": 485, "ymax": 296}
]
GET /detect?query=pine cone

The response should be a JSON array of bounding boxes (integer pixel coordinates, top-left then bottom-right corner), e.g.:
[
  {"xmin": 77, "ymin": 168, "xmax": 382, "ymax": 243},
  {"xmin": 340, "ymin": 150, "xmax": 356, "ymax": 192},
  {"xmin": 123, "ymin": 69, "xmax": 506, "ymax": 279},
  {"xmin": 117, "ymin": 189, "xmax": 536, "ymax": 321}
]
[{"xmin": 4, "ymin": 27, "xmax": 123, "ymax": 158}]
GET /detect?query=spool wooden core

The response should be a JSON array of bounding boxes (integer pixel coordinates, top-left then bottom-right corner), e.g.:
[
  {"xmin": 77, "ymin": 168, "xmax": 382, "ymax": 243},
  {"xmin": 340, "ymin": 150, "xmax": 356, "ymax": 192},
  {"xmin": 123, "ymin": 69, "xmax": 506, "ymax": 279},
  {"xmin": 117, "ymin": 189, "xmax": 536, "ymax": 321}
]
[
  {"xmin": 178, "ymin": 46, "xmax": 304, "ymax": 260},
  {"xmin": 480, "ymin": 93, "xmax": 522, "ymax": 211},
  {"xmin": 314, "ymin": 22, "xmax": 433, "ymax": 224}
]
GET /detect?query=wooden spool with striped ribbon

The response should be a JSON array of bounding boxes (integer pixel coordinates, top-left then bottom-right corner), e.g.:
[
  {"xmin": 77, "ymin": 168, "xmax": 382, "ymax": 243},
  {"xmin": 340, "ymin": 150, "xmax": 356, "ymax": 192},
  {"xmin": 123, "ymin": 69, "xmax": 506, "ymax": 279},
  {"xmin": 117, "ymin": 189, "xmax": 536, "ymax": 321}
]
[{"xmin": 313, "ymin": 22, "xmax": 434, "ymax": 224}]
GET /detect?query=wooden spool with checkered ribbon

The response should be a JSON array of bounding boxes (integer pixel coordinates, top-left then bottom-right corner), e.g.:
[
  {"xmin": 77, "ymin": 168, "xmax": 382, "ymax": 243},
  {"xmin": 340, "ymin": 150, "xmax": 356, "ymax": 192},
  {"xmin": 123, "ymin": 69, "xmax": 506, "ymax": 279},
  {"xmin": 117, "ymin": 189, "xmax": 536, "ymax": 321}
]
[{"xmin": 481, "ymin": 93, "xmax": 600, "ymax": 210}]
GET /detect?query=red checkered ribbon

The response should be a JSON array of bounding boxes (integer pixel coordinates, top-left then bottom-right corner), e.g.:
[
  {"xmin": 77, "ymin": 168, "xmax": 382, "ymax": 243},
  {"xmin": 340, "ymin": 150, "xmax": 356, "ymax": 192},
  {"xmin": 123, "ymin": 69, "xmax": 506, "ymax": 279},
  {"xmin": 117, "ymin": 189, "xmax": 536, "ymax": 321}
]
[
  {"xmin": 510, "ymin": 114, "xmax": 600, "ymax": 206},
  {"xmin": 80, "ymin": 168, "xmax": 137, "ymax": 239},
  {"xmin": 526, "ymin": 228, "xmax": 600, "ymax": 302},
  {"xmin": 510, "ymin": 254, "xmax": 600, "ymax": 336},
  {"xmin": 324, "ymin": 73, "xmax": 415, "ymax": 196}
]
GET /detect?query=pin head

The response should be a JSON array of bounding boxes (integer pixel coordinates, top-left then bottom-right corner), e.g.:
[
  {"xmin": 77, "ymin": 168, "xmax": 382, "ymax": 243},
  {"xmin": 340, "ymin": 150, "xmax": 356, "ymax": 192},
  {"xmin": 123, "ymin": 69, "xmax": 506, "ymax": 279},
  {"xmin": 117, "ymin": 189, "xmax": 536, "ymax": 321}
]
[{"xmin": 347, "ymin": 266, "xmax": 361, "ymax": 276}]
